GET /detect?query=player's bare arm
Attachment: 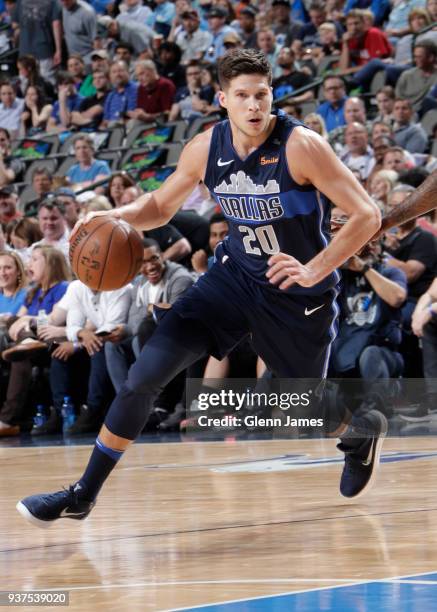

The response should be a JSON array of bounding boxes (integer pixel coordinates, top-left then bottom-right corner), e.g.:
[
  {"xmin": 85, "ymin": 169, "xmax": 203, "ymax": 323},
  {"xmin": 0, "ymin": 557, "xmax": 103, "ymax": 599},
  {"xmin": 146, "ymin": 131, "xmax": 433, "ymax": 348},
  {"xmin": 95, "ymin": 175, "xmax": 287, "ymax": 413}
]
[
  {"xmin": 267, "ymin": 127, "xmax": 381, "ymax": 289},
  {"xmin": 376, "ymin": 170, "xmax": 437, "ymax": 238},
  {"xmin": 78, "ymin": 131, "xmax": 211, "ymax": 233}
]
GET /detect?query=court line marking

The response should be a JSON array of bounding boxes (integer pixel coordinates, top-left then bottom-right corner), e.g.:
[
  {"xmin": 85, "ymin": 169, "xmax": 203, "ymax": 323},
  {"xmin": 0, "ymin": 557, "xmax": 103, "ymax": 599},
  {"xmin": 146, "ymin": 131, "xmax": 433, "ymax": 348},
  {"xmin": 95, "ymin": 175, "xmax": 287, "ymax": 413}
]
[
  {"xmin": 3, "ymin": 506, "xmax": 437, "ymax": 555},
  {"xmin": 7, "ymin": 573, "xmax": 437, "ymax": 594},
  {"xmin": 170, "ymin": 569, "xmax": 437, "ymax": 611}
]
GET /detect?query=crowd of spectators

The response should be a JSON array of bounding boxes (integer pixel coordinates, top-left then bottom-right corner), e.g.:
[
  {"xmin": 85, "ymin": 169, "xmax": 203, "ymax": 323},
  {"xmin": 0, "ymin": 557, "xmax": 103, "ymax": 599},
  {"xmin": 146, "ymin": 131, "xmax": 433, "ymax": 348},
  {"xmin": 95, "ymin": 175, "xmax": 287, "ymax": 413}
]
[{"xmin": 0, "ymin": 0, "xmax": 436, "ymax": 437}]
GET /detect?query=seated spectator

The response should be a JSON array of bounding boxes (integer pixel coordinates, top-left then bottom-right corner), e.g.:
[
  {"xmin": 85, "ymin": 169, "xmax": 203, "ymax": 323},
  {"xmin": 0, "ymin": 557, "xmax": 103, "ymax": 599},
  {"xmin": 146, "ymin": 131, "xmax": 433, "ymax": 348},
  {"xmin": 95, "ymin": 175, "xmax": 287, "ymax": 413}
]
[
  {"xmin": 338, "ymin": 8, "xmax": 392, "ymax": 77},
  {"xmin": 107, "ymin": 171, "xmax": 136, "ymax": 208},
  {"xmin": 329, "ymin": 96, "xmax": 370, "ymax": 151},
  {"xmin": 0, "ymin": 250, "xmax": 27, "ymax": 321},
  {"xmin": 234, "ymin": 6, "xmax": 258, "ymax": 49},
  {"xmin": 128, "ymin": 60, "xmax": 176, "ymax": 123},
  {"xmin": 20, "ymin": 85, "xmax": 53, "ymax": 137},
  {"xmin": 384, "ymin": 183, "xmax": 437, "ymax": 327},
  {"xmin": 116, "ymin": 0, "xmax": 152, "ymax": 27},
  {"xmin": 367, "ymin": 168, "xmax": 399, "ymax": 210},
  {"xmin": 79, "ymin": 50, "xmax": 110, "ymax": 98},
  {"xmin": 16, "ymin": 55, "xmax": 55, "ymax": 103},
  {"xmin": 175, "ymin": 9, "xmax": 213, "ymax": 64},
  {"xmin": 169, "ymin": 61, "xmax": 214, "ymax": 121},
  {"xmin": 373, "ymin": 86, "xmax": 395, "ymax": 126},
  {"xmin": 54, "ymin": 188, "xmax": 81, "ymax": 231},
  {"xmin": 371, "ymin": 121, "xmax": 394, "ymax": 143},
  {"xmin": 30, "ymin": 168, "xmax": 53, "ymax": 203},
  {"xmin": 329, "ymin": 238, "xmax": 407, "ymax": 384},
  {"xmin": 272, "ymin": 46, "xmax": 315, "ymax": 102},
  {"xmin": 191, "ymin": 213, "xmax": 229, "ymax": 274},
  {"xmin": 0, "ymin": 129, "xmax": 24, "ymax": 188},
  {"xmin": 37, "ymin": 279, "xmax": 132, "ymax": 435},
  {"xmin": 0, "ymin": 81, "xmax": 24, "ymax": 139},
  {"xmin": 298, "ymin": 2, "xmax": 342, "ymax": 48},
  {"xmin": 392, "ymin": 97, "xmax": 428, "ymax": 153},
  {"xmin": 394, "ymin": 9, "xmax": 433, "ymax": 66},
  {"xmin": 386, "ymin": 0, "xmax": 428, "ymax": 42},
  {"xmin": 33, "ymin": 199, "xmax": 71, "ymax": 259},
  {"xmin": 47, "ymin": 72, "xmax": 84, "ymax": 132},
  {"xmin": 105, "ymin": 239, "xmax": 194, "ymax": 423},
  {"xmin": 395, "ymin": 40, "xmax": 437, "ymax": 113},
  {"xmin": 8, "ymin": 217, "xmax": 43, "ymax": 263},
  {"xmin": 114, "ymin": 42, "xmax": 135, "ymax": 75},
  {"xmin": 180, "ymin": 182, "xmax": 216, "ymax": 216},
  {"xmin": 0, "ymin": 246, "xmax": 70, "ymax": 437},
  {"xmin": 98, "ymin": 15, "xmax": 154, "ymax": 56},
  {"xmin": 80, "ymin": 194, "xmax": 113, "ymax": 216},
  {"xmin": 101, "ymin": 60, "xmax": 138, "ymax": 127},
  {"xmin": 270, "ymin": 0, "xmax": 302, "ymax": 48},
  {"xmin": 316, "ymin": 75, "xmax": 348, "ymax": 132},
  {"xmin": 147, "ymin": 0, "xmax": 176, "ymax": 38},
  {"xmin": 156, "ymin": 41, "xmax": 187, "ymax": 90},
  {"xmin": 340, "ymin": 122, "xmax": 375, "ymax": 179},
  {"xmin": 382, "ymin": 145, "xmax": 415, "ymax": 173},
  {"xmin": 0, "ymin": 185, "xmax": 21, "ymax": 226},
  {"xmin": 304, "ymin": 112, "xmax": 328, "ymax": 138},
  {"xmin": 120, "ymin": 186, "xmax": 192, "ymax": 261},
  {"xmin": 71, "ymin": 69, "xmax": 110, "ymax": 130},
  {"xmin": 203, "ymin": 6, "xmax": 238, "ymax": 64},
  {"xmin": 67, "ymin": 54, "xmax": 87, "ymax": 90},
  {"xmin": 65, "ymin": 135, "xmax": 111, "ymax": 188},
  {"xmin": 313, "ymin": 21, "xmax": 341, "ymax": 63},
  {"xmin": 257, "ymin": 29, "xmax": 282, "ymax": 78}
]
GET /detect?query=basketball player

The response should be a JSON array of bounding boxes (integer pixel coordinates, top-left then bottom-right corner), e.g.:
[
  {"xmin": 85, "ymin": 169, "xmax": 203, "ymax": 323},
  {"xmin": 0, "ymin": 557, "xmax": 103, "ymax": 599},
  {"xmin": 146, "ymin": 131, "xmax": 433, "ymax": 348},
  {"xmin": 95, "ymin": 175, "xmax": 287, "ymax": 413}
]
[{"xmin": 15, "ymin": 49, "xmax": 415, "ymax": 525}]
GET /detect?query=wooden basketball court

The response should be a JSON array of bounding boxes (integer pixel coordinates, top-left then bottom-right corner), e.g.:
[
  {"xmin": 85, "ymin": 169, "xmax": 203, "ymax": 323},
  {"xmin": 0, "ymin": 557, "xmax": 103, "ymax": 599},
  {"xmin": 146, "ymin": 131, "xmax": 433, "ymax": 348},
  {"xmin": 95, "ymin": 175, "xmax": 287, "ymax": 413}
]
[{"xmin": 2, "ymin": 435, "xmax": 437, "ymax": 610}]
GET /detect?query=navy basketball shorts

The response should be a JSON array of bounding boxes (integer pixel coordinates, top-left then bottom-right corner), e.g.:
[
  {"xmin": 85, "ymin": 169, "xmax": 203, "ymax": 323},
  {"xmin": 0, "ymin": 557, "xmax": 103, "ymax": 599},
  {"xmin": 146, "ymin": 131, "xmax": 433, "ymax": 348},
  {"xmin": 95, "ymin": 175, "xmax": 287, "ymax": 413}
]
[{"xmin": 172, "ymin": 253, "xmax": 339, "ymax": 378}]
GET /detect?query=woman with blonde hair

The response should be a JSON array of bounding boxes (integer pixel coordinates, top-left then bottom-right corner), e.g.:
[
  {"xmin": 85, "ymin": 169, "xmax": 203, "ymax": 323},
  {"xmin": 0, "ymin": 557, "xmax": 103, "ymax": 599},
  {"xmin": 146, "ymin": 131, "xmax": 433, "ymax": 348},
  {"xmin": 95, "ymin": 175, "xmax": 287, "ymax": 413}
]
[
  {"xmin": 304, "ymin": 113, "xmax": 328, "ymax": 139},
  {"xmin": 0, "ymin": 250, "xmax": 28, "ymax": 320},
  {"xmin": 0, "ymin": 246, "xmax": 71, "ymax": 437},
  {"xmin": 368, "ymin": 169, "xmax": 399, "ymax": 211}
]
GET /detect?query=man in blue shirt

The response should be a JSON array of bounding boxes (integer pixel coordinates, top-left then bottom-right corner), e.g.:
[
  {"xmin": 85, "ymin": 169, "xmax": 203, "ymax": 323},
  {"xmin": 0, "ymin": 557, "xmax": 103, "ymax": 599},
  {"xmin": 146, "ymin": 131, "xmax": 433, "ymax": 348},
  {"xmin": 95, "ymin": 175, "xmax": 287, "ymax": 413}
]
[
  {"xmin": 102, "ymin": 60, "xmax": 138, "ymax": 127},
  {"xmin": 66, "ymin": 134, "xmax": 110, "ymax": 187},
  {"xmin": 316, "ymin": 75, "xmax": 348, "ymax": 133}
]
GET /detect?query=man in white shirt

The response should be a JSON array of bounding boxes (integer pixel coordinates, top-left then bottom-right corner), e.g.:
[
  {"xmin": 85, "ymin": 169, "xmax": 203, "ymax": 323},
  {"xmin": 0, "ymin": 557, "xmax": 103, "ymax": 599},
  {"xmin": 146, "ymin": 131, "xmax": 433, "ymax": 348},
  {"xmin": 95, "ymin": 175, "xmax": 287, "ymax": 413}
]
[
  {"xmin": 340, "ymin": 122, "xmax": 376, "ymax": 180},
  {"xmin": 31, "ymin": 198, "xmax": 71, "ymax": 261},
  {"xmin": 32, "ymin": 280, "xmax": 132, "ymax": 435}
]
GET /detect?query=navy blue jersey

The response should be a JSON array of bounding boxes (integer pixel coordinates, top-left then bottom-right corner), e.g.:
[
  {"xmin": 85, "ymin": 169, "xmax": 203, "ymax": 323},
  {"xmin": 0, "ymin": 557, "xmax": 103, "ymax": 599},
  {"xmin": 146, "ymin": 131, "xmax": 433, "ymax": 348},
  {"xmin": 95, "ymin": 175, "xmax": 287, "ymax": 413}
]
[{"xmin": 203, "ymin": 111, "xmax": 341, "ymax": 296}]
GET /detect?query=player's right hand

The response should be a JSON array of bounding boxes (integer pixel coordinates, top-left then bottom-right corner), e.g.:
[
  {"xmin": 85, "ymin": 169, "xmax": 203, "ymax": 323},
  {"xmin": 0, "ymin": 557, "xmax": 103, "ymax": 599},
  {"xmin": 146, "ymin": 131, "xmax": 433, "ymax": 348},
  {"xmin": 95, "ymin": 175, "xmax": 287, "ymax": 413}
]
[{"xmin": 71, "ymin": 209, "xmax": 122, "ymax": 240}]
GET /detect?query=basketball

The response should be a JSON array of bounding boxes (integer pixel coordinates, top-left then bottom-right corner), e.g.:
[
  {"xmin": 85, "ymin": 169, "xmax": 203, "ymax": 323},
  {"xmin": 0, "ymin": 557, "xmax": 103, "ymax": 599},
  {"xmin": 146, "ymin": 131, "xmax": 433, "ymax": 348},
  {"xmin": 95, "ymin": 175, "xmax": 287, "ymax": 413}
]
[{"xmin": 69, "ymin": 216, "xmax": 144, "ymax": 291}]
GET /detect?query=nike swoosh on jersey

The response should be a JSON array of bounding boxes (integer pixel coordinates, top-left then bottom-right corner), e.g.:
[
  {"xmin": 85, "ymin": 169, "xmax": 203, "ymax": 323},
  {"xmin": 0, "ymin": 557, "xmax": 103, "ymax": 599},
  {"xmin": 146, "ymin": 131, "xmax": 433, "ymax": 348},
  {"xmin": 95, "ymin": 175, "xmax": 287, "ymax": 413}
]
[
  {"xmin": 217, "ymin": 158, "xmax": 233, "ymax": 167},
  {"xmin": 304, "ymin": 304, "xmax": 325, "ymax": 316}
]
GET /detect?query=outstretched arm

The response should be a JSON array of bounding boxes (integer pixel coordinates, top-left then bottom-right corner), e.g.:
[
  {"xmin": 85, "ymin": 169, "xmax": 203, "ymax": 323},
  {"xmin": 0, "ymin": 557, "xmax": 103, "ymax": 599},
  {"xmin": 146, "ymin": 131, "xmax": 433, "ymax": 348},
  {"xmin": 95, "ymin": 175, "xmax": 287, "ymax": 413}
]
[
  {"xmin": 79, "ymin": 131, "xmax": 211, "ymax": 233},
  {"xmin": 375, "ymin": 171, "xmax": 437, "ymax": 238}
]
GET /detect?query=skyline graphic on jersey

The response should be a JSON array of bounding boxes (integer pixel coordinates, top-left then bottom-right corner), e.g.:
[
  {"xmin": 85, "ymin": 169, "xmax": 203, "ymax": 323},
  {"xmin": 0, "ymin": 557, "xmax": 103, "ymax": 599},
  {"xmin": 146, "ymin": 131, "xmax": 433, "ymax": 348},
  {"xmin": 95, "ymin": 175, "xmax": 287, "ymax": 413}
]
[{"xmin": 215, "ymin": 170, "xmax": 280, "ymax": 195}]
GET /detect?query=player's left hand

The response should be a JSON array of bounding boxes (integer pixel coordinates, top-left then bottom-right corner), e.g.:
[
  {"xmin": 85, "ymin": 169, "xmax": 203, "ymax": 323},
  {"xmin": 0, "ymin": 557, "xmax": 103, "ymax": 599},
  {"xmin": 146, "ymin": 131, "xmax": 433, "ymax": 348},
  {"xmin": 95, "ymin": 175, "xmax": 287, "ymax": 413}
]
[{"xmin": 267, "ymin": 253, "xmax": 318, "ymax": 289}]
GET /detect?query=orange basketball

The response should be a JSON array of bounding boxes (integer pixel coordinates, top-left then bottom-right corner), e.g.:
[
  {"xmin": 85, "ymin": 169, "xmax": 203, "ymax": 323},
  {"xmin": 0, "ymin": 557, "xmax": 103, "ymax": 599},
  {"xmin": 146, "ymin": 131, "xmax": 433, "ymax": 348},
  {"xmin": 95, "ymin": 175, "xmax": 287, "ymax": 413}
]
[{"xmin": 69, "ymin": 216, "xmax": 144, "ymax": 291}]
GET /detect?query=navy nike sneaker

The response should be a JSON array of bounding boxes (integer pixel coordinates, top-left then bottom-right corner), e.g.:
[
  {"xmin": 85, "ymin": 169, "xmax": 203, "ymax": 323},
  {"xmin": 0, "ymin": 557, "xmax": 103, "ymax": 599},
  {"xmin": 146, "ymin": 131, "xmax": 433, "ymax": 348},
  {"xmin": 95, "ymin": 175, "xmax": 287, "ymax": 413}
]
[
  {"xmin": 16, "ymin": 483, "xmax": 94, "ymax": 528},
  {"xmin": 338, "ymin": 408, "xmax": 388, "ymax": 499}
]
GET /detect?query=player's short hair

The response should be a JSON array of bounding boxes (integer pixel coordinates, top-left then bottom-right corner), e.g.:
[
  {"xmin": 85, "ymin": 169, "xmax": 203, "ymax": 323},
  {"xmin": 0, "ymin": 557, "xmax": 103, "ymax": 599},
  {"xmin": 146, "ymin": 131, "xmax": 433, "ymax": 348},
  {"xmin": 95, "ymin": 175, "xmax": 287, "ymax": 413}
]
[
  {"xmin": 142, "ymin": 238, "xmax": 161, "ymax": 252},
  {"xmin": 218, "ymin": 49, "xmax": 272, "ymax": 90}
]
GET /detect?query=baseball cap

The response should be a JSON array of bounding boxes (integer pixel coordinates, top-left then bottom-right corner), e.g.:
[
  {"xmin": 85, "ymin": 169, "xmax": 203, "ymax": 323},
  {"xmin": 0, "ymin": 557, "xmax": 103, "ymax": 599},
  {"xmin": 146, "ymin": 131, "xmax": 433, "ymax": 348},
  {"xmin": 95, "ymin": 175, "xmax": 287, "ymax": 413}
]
[
  {"xmin": 55, "ymin": 187, "xmax": 76, "ymax": 198},
  {"xmin": 206, "ymin": 6, "xmax": 228, "ymax": 18},
  {"xmin": 223, "ymin": 31, "xmax": 242, "ymax": 44},
  {"xmin": 91, "ymin": 50, "xmax": 109, "ymax": 60},
  {"xmin": 0, "ymin": 184, "xmax": 17, "ymax": 196}
]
